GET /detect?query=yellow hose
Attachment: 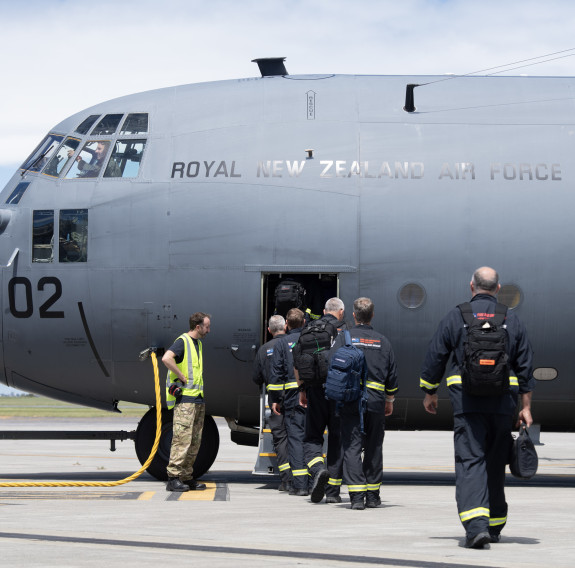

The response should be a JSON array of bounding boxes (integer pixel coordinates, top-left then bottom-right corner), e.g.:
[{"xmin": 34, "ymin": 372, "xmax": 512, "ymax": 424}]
[{"xmin": 0, "ymin": 351, "xmax": 162, "ymax": 488}]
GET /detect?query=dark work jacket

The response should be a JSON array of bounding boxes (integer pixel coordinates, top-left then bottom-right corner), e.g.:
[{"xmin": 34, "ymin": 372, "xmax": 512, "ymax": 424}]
[
  {"xmin": 252, "ymin": 335, "xmax": 286, "ymax": 387},
  {"xmin": 331, "ymin": 324, "xmax": 398, "ymax": 414},
  {"xmin": 420, "ymin": 294, "xmax": 534, "ymax": 416},
  {"xmin": 269, "ymin": 328, "xmax": 303, "ymax": 409}
]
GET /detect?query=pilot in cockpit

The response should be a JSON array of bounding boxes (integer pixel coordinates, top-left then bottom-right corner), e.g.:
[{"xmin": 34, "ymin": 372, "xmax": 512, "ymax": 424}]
[{"xmin": 68, "ymin": 140, "xmax": 121, "ymax": 178}]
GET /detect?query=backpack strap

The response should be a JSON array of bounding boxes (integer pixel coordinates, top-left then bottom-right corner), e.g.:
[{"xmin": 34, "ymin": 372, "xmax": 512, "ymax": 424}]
[
  {"xmin": 457, "ymin": 302, "xmax": 475, "ymax": 327},
  {"xmin": 344, "ymin": 329, "xmax": 352, "ymax": 346},
  {"xmin": 492, "ymin": 302, "xmax": 508, "ymax": 326}
]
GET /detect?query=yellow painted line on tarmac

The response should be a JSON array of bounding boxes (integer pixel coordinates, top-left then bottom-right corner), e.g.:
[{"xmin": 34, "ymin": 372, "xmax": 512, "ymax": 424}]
[
  {"xmin": 137, "ymin": 491, "xmax": 155, "ymax": 500},
  {"xmin": 176, "ymin": 482, "xmax": 218, "ymax": 501}
]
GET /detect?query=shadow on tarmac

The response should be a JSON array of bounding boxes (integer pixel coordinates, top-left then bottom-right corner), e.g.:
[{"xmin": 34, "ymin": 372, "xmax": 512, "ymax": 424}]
[
  {"xmin": 431, "ymin": 535, "xmax": 541, "ymax": 547},
  {"xmin": 2, "ymin": 468, "xmax": 574, "ymax": 487}
]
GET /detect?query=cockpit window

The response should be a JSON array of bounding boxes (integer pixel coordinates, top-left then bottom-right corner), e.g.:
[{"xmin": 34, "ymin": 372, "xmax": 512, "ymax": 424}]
[
  {"xmin": 75, "ymin": 115, "xmax": 100, "ymax": 135},
  {"xmin": 32, "ymin": 210, "xmax": 54, "ymax": 263},
  {"xmin": 20, "ymin": 134, "xmax": 64, "ymax": 173},
  {"xmin": 104, "ymin": 139, "xmax": 146, "ymax": 178},
  {"xmin": 120, "ymin": 113, "xmax": 148, "ymax": 135},
  {"xmin": 91, "ymin": 114, "xmax": 123, "ymax": 135},
  {"xmin": 65, "ymin": 140, "xmax": 112, "ymax": 179},
  {"xmin": 5, "ymin": 182, "xmax": 30, "ymax": 205},
  {"xmin": 42, "ymin": 137, "xmax": 81, "ymax": 178},
  {"xmin": 59, "ymin": 209, "xmax": 88, "ymax": 262}
]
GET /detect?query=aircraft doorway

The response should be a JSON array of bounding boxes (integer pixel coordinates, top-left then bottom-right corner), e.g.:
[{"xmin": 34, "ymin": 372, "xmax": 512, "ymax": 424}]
[{"xmin": 261, "ymin": 273, "xmax": 338, "ymax": 342}]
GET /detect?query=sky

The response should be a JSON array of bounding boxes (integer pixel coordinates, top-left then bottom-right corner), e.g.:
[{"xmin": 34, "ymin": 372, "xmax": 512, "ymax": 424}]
[
  {"xmin": 0, "ymin": 0, "xmax": 573, "ymax": 394},
  {"xmin": 1, "ymin": 0, "xmax": 575, "ymax": 191}
]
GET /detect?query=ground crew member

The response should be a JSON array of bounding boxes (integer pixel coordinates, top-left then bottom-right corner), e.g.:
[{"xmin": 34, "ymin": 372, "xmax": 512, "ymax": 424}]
[
  {"xmin": 293, "ymin": 297, "xmax": 346, "ymax": 504},
  {"xmin": 420, "ymin": 267, "xmax": 534, "ymax": 549},
  {"xmin": 269, "ymin": 308, "xmax": 308, "ymax": 495},
  {"xmin": 162, "ymin": 312, "xmax": 211, "ymax": 492},
  {"xmin": 253, "ymin": 315, "xmax": 293, "ymax": 492},
  {"xmin": 333, "ymin": 297, "xmax": 398, "ymax": 510}
]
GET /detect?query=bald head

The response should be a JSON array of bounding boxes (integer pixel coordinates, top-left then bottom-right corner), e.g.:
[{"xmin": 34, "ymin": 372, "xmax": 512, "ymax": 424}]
[{"xmin": 471, "ymin": 266, "xmax": 500, "ymax": 296}]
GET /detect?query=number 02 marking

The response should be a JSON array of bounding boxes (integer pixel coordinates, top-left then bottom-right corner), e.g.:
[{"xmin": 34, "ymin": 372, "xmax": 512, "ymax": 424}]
[{"xmin": 8, "ymin": 276, "xmax": 64, "ymax": 319}]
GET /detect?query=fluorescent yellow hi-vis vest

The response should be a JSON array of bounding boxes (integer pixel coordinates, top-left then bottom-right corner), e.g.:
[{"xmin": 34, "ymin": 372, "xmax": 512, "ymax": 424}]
[{"xmin": 166, "ymin": 333, "xmax": 203, "ymax": 409}]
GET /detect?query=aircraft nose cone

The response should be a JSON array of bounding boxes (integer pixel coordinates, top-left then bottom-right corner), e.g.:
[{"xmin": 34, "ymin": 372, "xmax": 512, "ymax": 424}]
[{"xmin": 0, "ymin": 209, "xmax": 12, "ymax": 234}]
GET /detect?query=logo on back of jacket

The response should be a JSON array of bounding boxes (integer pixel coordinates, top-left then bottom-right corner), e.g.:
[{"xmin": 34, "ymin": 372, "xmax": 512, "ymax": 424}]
[{"xmin": 352, "ymin": 338, "xmax": 381, "ymax": 349}]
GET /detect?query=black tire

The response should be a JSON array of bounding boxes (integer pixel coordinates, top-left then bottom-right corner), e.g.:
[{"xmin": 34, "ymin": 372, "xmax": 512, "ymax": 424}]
[{"xmin": 134, "ymin": 407, "xmax": 220, "ymax": 481}]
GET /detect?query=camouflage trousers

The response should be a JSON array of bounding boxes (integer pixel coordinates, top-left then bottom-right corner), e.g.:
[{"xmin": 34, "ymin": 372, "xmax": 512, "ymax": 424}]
[{"xmin": 166, "ymin": 401, "xmax": 205, "ymax": 480}]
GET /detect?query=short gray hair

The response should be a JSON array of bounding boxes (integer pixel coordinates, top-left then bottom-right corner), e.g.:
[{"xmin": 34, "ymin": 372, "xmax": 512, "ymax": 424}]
[
  {"xmin": 353, "ymin": 297, "xmax": 374, "ymax": 324},
  {"xmin": 325, "ymin": 297, "xmax": 344, "ymax": 313},
  {"xmin": 268, "ymin": 315, "xmax": 285, "ymax": 334}
]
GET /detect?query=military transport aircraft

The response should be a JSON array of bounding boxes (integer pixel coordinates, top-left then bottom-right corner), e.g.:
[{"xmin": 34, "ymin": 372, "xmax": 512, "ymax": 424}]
[{"xmin": 0, "ymin": 58, "xmax": 570, "ymax": 479}]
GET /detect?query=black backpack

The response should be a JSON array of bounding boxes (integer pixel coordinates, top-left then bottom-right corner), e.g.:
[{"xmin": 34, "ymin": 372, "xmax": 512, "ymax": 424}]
[
  {"xmin": 458, "ymin": 302, "xmax": 510, "ymax": 397},
  {"xmin": 293, "ymin": 319, "xmax": 339, "ymax": 385},
  {"xmin": 274, "ymin": 280, "xmax": 305, "ymax": 316}
]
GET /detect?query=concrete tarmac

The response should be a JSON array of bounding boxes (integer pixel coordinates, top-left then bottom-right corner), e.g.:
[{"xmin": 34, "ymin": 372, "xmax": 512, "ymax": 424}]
[{"xmin": 0, "ymin": 416, "xmax": 574, "ymax": 567}]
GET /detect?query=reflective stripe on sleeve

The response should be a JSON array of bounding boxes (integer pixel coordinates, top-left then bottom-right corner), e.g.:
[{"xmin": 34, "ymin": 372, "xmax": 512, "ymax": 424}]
[
  {"xmin": 509, "ymin": 376, "xmax": 519, "ymax": 386},
  {"xmin": 446, "ymin": 375, "xmax": 462, "ymax": 386},
  {"xmin": 420, "ymin": 378, "xmax": 441, "ymax": 390},
  {"xmin": 366, "ymin": 382, "xmax": 399, "ymax": 396}
]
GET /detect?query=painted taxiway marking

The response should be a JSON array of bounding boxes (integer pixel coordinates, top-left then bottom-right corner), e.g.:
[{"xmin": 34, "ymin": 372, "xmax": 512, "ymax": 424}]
[
  {"xmin": 168, "ymin": 482, "xmax": 229, "ymax": 501},
  {"xmin": 0, "ymin": 491, "xmax": 147, "ymax": 500},
  {"xmin": 0, "ymin": 483, "xmax": 229, "ymax": 501}
]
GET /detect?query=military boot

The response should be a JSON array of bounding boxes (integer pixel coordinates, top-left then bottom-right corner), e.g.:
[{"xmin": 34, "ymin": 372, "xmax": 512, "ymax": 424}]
[
  {"xmin": 166, "ymin": 477, "xmax": 189, "ymax": 492},
  {"xmin": 184, "ymin": 479, "xmax": 206, "ymax": 490}
]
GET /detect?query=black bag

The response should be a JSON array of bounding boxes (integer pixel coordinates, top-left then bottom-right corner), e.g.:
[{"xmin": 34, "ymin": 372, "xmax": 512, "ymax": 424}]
[
  {"xmin": 458, "ymin": 302, "xmax": 510, "ymax": 396},
  {"xmin": 509, "ymin": 425, "xmax": 538, "ymax": 479},
  {"xmin": 293, "ymin": 319, "xmax": 339, "ymax": 385},
  {"xmin": 274, "ymin": 280, "xmax": 305, "ymax": 316}
]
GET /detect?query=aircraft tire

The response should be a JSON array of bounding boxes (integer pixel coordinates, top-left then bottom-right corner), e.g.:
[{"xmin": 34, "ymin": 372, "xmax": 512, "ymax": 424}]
[{"xmin": 135, "ymin": 407, "xmax": 220, "ymax": 481}]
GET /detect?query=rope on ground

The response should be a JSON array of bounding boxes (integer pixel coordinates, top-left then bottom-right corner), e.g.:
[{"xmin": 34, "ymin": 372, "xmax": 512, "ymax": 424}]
[{"xmin": 0, "ymin": 352, "xmax": 162, "ymax": 488}]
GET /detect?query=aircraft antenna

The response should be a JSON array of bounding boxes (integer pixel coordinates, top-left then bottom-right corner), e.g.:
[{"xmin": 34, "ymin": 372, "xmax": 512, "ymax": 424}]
[{"xmin": 403, "ymin": 47, "xmax": 575, "ymax": 113}]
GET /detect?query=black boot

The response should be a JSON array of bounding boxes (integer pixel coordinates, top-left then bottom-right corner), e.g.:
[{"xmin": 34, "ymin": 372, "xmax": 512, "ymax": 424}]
[
  {"xmin": 310, "ymin": 469, "xmax": 329, "ymax": 503},
  {"xmin": 166, "ymin": 477, "xmax": 189, "ymax": 492},
  {"xmin": 184, "ymin": 479, "xmax": 206, "ymax": 490},
  {"xmin": 350, "ymin": 493, "xmax": 366, "ymax": 510},
  {"xmin": 366, "ymin": 491, "xmax": 381, "ymax": 508}
]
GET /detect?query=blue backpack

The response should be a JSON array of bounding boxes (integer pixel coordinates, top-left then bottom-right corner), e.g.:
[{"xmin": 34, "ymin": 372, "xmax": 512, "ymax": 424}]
[{"xmin": 325, "ymin": 330, "xmax": 368, "ymax": 417}]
